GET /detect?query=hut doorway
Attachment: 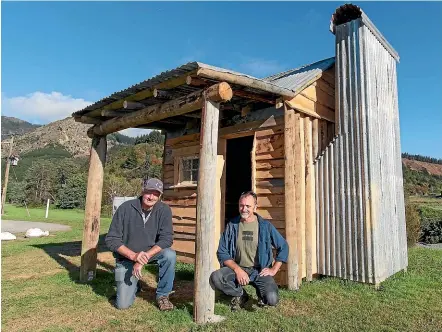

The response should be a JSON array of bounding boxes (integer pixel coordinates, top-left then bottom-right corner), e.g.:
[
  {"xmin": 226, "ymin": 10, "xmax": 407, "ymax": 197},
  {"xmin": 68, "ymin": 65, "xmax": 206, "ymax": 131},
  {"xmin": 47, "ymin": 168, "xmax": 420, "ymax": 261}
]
[{"xmin": 224, "ymin": 135, "xmax": 254, "ymax": 223}]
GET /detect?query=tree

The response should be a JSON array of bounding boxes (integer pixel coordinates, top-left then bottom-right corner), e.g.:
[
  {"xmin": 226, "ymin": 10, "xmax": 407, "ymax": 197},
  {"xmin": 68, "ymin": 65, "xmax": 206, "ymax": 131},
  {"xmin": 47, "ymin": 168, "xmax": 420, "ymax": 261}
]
[
  {"xmin": 8, "ymin": 181, "xmax": 27, "ymax": 205},
  {"xmin": 134, "ymin": 130, "xmax": 164, "ymax": 145},
  {"xmin": 121, "ymin": 150, "xmax": 138, "ymax": 169},
  {"xmin": 102, "ymin": 173, "xmax": 140, "ymax": 207},
  {"xmin": 55, "ymin": 174, "xmax": 87, "ymax": 209},
  {"xmin": 23, "ymin": 160, "xmax": 58, "ymax": 206}
]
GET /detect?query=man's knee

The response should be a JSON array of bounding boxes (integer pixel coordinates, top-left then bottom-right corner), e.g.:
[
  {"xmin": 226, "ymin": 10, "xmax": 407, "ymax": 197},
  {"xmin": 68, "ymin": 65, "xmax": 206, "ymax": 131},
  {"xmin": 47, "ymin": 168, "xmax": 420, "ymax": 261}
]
[
  {"xmin": 115, "ymin": 299, "xmax": 134, "ymax": 310},
  {"xmin": 161, "ymin": 248, "xmax": 176, "ymax": 263},
  {"xmin": 264, "ymin": 290, "xmax": 279, "ymax": 306},
  {"xmin": 115, "ymin": 291, "xmax": 136, "ymax": 310},
  {"xmin": 209, "ymin": 269, "xmax": 222, "ymax": 290}
]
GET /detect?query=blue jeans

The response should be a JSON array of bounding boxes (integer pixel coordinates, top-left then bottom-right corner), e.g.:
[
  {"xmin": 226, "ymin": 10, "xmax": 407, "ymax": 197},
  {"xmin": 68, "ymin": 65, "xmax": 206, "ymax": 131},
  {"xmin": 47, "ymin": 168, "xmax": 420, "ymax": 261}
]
[
  {"xmin": 114, "ymin": 248, "xmax": 176, "ymax": 309},
  {"xmin": 210, "ymin": 266, "xmax": 279, "ymax": 306}
]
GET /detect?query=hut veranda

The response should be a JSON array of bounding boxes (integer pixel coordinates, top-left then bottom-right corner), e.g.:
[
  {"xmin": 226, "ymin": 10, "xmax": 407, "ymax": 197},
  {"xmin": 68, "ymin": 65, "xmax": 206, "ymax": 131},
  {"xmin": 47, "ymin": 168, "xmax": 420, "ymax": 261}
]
[{"xmin": 73, "ymin": 4, "xmax": 407, "ymax": 323}]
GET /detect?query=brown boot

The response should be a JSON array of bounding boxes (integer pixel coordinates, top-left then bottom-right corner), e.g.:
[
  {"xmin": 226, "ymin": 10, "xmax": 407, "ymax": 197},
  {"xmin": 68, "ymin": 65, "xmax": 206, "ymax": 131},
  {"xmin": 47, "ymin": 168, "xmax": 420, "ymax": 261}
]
[
  {"xmin": 157, "ymin": 296, "xmax": 174, "ymax": 311},
  {"xmin": 230, "ymin": 290, "xmax": 249, "ymax": 311}
]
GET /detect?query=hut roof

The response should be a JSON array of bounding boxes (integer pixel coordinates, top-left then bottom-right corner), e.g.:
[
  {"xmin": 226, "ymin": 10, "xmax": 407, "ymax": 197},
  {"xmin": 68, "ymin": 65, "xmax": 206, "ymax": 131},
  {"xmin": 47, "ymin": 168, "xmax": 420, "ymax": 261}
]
[{"xmin": 72, "ymin": 57, "xmax": 335, "ymax": 119}]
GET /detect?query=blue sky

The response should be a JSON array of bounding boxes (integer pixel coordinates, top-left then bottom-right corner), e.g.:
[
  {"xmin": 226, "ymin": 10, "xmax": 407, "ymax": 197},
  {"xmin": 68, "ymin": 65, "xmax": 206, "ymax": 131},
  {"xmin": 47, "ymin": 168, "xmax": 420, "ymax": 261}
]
[{"xmin": 2, "ymin": 2, "xmax": 441, "ymax": 158}]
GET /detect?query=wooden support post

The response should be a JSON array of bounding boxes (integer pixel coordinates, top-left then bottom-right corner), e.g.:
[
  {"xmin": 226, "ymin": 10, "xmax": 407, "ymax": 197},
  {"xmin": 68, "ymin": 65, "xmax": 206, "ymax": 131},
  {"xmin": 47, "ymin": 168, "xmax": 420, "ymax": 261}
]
[
  {"xmin": 80, "ymin": 136, "xmax": 107, "ymax": 282},
  {"xmin": 312, "ymin": 119, "xmax": 319, "ymax": 159},
  {"xmin": 295, "ymin": 115, "xmax": 305, "ymax": 282},
  {"xmin": 194, "ymin": 95, "xmax": 223, "ymax": 324},
  {"xmin": 1, "ymin": 136, "xmax": 13, "ymax": 215},
  {"xmin": 284, "ymin": 104, "xmax": 298, "ymax": 290},
  {"xmin": 214, "ymin": 154, "xmax": 225, "ymax": 270},
  {"xmin": 304, "ymin": 117, "xmax": 316, "ymax": 281}
]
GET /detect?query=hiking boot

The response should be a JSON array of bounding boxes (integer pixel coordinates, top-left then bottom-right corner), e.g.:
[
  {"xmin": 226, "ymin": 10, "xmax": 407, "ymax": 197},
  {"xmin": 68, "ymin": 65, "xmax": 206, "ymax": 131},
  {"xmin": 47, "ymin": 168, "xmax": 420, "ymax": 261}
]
[
  {"xmin": 157, "ymin": 296, "xmax": 174, "ymax": 311},
  {"xmin": 230, "ymin": 290, "xmax": 249, "ymax": 311},
  {"xmin": 257, "ymin": 296, "xmax": 267, "ymax": 308}
]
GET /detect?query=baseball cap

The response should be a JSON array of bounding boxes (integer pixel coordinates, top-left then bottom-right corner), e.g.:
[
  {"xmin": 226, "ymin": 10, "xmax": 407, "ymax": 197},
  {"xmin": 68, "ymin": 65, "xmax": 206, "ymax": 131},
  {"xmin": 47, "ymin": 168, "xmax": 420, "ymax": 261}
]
[{"xmin": 142, "ymin": 178, "xmax": 163, "ymax": 194}]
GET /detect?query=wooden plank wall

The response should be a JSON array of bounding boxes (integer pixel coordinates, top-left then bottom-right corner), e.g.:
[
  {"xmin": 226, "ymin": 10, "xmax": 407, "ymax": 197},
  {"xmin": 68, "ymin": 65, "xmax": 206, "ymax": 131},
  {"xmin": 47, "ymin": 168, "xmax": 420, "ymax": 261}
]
[
  {"xmin": 253, "ymin": 124, "xmax": 287, "ymax": 285},
  {"xmin": 163, "ymin": 136, "xmax": 199, "ymax": 264},
  {"xmin": 282, "ymin": 68, "xmax": 336, "ymax": 286}
]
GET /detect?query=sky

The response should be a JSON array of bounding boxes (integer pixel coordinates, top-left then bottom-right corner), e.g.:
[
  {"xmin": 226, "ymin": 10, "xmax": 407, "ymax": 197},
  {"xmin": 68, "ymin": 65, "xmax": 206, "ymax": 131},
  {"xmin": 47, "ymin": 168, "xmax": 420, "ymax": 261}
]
[{"xmin": 1, "ymin": 2, "xmax": 441, "ymax": 158}]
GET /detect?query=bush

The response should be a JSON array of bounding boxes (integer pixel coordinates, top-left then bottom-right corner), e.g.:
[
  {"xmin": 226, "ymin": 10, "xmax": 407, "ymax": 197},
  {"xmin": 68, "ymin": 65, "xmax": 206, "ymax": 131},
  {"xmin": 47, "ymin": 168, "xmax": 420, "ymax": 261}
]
[
  {"xmin": 419, "ymin": 205, "xmax": 442, "ymax": 244},
  {"xmin": 405, "ymin": 202, "xmax": 421, "ymax": 247},
  {"xmin": 55, "ymin": 174, "xmax": 87, "ymax": 209},
  {"xmin": 420, "ymin": 221, "xmax": 442, "ymax": 244}
]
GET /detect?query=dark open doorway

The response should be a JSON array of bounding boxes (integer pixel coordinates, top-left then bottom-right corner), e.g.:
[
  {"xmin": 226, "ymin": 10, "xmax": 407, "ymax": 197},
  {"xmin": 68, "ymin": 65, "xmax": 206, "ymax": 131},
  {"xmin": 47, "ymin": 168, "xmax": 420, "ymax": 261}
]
[{"xmin": 224, "ymin": 135, "xmax": 254, "ymax": 223}]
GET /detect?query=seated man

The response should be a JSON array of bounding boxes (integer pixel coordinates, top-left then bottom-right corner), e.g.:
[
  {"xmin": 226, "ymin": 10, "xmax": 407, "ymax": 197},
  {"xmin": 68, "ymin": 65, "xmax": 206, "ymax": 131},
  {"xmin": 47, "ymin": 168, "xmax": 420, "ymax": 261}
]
[
  {"xmin": 210, "ymin": 191, "xmax": 289, "ymax": 311},
  {"xmin": 105, "ymin": 178, "xmax": 176, "ymax": 311}
]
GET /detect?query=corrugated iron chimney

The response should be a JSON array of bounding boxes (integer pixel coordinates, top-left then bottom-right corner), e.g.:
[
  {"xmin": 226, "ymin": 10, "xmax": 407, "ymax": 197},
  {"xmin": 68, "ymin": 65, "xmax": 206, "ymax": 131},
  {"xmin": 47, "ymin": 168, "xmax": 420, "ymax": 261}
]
[{"xmin": 315, "ymin": 4, "xmax": 407, "ymax": 284}]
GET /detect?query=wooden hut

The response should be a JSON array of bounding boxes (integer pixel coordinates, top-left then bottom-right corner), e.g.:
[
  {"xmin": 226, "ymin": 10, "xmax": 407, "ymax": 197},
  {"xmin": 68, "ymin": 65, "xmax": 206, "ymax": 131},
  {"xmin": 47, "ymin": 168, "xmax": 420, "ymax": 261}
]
[{"xmin": 73, "ymin": 4, "xmax": 407, "ymax": 323}]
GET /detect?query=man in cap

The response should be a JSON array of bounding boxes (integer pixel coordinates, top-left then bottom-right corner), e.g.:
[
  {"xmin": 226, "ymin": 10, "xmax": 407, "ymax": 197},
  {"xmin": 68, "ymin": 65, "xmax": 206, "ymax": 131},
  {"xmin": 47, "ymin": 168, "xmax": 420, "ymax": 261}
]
[{"xmin": 105, "ymin": 178, "xmax": 176, "ymax": 311}]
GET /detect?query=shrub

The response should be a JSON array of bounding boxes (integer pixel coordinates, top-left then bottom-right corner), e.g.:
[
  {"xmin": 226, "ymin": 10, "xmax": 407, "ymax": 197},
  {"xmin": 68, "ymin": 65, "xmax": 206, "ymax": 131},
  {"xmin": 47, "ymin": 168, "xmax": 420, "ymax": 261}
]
[
  {"xmin": 405, "ymin": 202, "xmax": 421, "ymax": 247},
  {"xmin": 419, "ymin": 205, "xmax": 442, "ymax": 244}
]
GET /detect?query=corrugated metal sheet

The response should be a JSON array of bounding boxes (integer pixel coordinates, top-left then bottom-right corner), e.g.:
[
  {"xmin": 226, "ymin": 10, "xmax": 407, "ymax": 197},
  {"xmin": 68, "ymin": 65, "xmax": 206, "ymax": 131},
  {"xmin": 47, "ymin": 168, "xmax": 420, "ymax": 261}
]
[
  {"xmin": 330, "ymin": 4, "xmax": 399, "ymax": 62},
  {"xmin": 76, "ymin": 62, "xmax": 201, "ymax": 114},
  {"xmin": 315, "ymin": 17, "xmax": 407, "ymax": 284},
  {"xmin": 265, "ymin": 58, "xmax": 335, "ymax": 94}
]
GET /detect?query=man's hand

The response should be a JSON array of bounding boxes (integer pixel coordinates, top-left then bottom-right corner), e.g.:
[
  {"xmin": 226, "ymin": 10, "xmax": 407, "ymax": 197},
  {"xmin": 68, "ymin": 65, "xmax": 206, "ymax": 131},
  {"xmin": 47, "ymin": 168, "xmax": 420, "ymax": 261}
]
[
  {"xmin": 132, "ymin": 262, "xmax": 143, "ymax": 279},
  {"xmin": 235, "ymin": 267, "xmax": 250, "ymax": 286},
  {"xmin": 259, "ymin": 265, "xmax": 279, "ymax": 277},
  {"xmin": 134, "ymin": 252, "xmax": 150, "ymax": 265}
]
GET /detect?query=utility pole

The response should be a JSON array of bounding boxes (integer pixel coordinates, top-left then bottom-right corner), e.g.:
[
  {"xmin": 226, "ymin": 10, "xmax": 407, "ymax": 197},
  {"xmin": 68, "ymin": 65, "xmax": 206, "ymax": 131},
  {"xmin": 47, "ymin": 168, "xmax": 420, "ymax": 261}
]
[{"xmin": 1, "ymin": 136, "xmax": 14, "ymax": 215}]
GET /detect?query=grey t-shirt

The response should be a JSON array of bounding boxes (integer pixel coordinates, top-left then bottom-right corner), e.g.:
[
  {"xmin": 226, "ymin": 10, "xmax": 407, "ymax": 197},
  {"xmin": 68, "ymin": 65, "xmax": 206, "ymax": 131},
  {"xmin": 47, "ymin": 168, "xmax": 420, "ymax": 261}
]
[{"xmin": 235, "ymin": 220, "xmax": 259, "ymax": 268}]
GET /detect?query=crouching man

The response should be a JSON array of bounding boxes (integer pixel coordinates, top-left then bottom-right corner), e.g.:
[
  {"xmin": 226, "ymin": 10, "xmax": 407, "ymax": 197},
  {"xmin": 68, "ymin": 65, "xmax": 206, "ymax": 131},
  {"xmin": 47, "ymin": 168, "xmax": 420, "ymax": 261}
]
[
  {"xmin": 210, "ymin": 191, "xmax": 289, "ymax": 311},
  {"xmin": 105, "ymin": 178, "xmax": 176, "ymax": 311}
]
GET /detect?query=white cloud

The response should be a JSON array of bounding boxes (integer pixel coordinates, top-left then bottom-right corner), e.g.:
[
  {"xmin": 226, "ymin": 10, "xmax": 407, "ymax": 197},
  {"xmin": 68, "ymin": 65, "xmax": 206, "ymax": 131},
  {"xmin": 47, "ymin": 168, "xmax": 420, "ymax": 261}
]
[
  {"xmin": 1, "ymin": 91, "xmax": 92, "ymax": 124},
  {"xmin": 118, "ymin": 128, "xmax": 151, "ymax": 138}
]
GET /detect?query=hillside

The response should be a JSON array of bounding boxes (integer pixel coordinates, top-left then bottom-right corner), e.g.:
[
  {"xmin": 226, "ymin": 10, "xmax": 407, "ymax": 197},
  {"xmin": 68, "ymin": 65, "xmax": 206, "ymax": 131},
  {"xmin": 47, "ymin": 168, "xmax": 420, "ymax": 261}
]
[
  {"xmin": 402, "ymin": 158, "xmax": 442, "ymax": 196},
  {"xmin": 7, "ymin": 117, "xmax": 95, "ymax": 157},
  {"xmin": 1, "ymin": 116, "xmax": 41, "ymax": 139},
  {"xmin": 2, "ymin": 117, "xmax": 135, "ymax": 158},
  {"xmin": 402, "ymin": 158, "xmax": 442, "ymax": 177}
]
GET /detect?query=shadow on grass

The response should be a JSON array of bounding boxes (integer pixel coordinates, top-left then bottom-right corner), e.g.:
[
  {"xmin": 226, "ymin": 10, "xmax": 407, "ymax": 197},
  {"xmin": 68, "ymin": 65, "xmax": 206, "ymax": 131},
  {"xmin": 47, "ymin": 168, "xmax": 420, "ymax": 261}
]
[{"xmin": 32, "ymin": 235, "xmax": 196, "ymax": 313}]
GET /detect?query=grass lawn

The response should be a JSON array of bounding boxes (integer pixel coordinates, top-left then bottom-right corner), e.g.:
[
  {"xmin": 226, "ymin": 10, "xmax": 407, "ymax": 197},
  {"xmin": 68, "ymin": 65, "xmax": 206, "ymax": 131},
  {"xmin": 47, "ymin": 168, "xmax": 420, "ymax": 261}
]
[
  {"xmin": 409, "ymin": 196, "xmax": 442, "ymax": 211},
  {"xmin": 2, "ymin": 205, "xmax": 442, "ymax": 331}
]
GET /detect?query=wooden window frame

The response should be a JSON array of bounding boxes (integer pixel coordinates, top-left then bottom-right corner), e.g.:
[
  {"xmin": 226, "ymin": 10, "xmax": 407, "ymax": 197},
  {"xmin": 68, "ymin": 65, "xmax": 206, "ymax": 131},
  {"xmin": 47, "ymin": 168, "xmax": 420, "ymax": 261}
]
[{"xmin": 177, "ymin": 155, "xmax": 199, "ymax": 186}]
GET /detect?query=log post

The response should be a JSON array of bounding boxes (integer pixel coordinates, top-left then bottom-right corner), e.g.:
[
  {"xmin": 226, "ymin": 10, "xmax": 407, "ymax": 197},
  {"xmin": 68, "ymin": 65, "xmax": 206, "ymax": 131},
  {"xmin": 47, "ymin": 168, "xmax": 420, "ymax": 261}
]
[
  {"xmin": 304, "ymin": 117, "xmax": 315, "ymax": 281},
  {"xmin": 295, "ymin": 115, "xmax": 305, "ymax": 283},
  {"xmin": 80, "ymin": 135, "xmax": 107, "ymax": 282},
  {"xmin": 194, "ymin": 89, "xmax": 228, "ymax": 324},
  {"xmin": 1, "ymin": 136, "xmax": 14, "ymax": 215},
  {"xmin": 284, "ymin": 104, "xmax": 299, "ymax": 290}
]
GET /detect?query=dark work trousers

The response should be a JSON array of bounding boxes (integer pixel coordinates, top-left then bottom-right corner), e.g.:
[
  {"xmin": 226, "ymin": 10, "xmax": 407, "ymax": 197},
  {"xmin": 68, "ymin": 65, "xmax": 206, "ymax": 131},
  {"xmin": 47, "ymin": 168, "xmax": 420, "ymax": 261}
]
[{"xmin": 209, "ymin": 266, "xmax": 279, "ymax": 306}]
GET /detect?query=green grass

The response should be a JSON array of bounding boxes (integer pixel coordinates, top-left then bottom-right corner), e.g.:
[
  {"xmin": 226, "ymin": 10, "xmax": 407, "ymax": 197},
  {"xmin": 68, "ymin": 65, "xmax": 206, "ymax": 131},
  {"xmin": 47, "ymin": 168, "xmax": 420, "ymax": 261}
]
[
  {"xmin": 1, "ymin": 204, "xmax": 111, "ymax": 257},
  {"xmin": 2, "ymin": 203, "xmax": 90, "ymax": 224},
  {"xmin": 2, "ymin": 205, "xmax": 442, "ymax": 331},
  {"xmin": 409, "ymin": 196, "xmax": 442, "ymax": 210}
]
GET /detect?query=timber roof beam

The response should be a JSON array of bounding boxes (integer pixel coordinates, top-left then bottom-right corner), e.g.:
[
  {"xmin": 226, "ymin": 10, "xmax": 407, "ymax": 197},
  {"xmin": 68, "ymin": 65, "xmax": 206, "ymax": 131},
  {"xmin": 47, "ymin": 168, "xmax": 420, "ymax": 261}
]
[{"xmin": 86, "ymin": 82, "xmax": 233, "ymax": 138}]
